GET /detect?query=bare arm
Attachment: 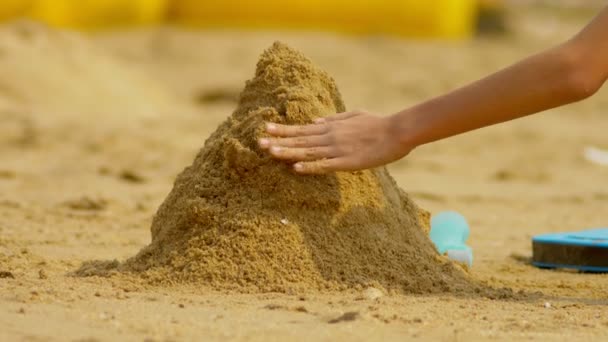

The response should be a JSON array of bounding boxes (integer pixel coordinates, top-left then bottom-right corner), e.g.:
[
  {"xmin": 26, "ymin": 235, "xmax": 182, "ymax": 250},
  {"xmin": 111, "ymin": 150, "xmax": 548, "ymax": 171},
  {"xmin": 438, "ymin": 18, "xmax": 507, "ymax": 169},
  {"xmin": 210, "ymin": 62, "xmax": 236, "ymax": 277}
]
[
  {"xmin": 398, "ymin": 7, "xmax": 608, "ymax": 148},
  {"xmin": 260, "ymin": 6, "xmax": 608, "ymax": 174}
]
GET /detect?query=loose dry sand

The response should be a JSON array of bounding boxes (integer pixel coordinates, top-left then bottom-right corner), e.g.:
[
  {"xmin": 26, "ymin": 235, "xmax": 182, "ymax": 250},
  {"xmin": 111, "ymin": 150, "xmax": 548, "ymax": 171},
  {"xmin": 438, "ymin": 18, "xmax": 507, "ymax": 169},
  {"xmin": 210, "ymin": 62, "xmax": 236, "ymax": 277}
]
[{"xmin": 1, "ymin": 6, "xmax": 608, "ymax": 341}]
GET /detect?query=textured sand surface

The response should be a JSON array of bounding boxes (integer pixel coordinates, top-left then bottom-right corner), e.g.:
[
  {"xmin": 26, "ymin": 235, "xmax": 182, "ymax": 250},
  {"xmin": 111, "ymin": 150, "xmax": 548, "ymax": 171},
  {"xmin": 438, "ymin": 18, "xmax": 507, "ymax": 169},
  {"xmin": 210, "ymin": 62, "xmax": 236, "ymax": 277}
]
[{"xmin": 1, "ymin": 6, "xmax": 608, "ymax": 341}]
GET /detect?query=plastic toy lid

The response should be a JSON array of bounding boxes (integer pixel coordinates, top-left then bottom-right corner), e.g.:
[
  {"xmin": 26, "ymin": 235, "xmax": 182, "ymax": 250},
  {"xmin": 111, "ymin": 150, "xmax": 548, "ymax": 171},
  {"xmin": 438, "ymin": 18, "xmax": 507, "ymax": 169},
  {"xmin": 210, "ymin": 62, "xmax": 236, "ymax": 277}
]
[{"xmin": 532, "ymin": 228, "xmax": 608, "ymax": 247}]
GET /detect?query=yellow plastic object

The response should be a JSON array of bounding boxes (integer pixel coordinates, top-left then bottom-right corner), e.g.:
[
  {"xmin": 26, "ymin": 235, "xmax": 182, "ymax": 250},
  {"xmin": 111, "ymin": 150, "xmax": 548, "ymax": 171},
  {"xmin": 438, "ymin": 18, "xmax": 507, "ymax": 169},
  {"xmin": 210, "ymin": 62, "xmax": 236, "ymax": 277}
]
[
  {"xmin": 28, "ymin": 0, "xmax": 168, "ymax": 29},
  {"xmin": 171, "ymin": 0, "xmax": 478, "ymax": 39},
  {"xmin": 0, "ymin": 0, "xmax": 32, "ymax": 21}
]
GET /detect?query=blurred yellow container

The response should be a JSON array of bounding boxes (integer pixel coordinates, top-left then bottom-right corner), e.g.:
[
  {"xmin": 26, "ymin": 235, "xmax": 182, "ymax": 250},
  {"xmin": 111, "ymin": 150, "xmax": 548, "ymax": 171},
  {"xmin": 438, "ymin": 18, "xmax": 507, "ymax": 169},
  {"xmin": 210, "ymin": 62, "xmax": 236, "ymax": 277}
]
[
  {"xmin": 171, "ymin": 0, "xmax": 477, "ymax": 39},
  {"xmin": 0, "ymin": 0, "xmax": 32, "ymax": 21},
  {"xmin": 28, "ymin": 0, "xmax": 168, "ymax": 29}
]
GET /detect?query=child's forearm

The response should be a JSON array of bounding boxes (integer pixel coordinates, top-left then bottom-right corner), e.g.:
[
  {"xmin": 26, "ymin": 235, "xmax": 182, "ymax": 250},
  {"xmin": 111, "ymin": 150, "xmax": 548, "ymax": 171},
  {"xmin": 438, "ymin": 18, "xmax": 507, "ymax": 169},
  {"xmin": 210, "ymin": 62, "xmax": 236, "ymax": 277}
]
[
  {"xmin": 395, "ymin": 7, "xmax": 608, "ymax": 148},
  {"xmin": 394, "ymin": 42, "xmax": 600, "ymax": 148}
]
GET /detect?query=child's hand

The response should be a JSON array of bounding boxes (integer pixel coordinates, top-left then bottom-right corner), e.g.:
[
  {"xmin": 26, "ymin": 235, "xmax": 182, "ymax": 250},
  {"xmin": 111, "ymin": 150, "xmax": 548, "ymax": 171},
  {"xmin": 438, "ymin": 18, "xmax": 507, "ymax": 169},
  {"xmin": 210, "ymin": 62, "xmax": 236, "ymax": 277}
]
[{"xmin": 258, "ymin": 111, "xmax": 413, "ymax": 174}]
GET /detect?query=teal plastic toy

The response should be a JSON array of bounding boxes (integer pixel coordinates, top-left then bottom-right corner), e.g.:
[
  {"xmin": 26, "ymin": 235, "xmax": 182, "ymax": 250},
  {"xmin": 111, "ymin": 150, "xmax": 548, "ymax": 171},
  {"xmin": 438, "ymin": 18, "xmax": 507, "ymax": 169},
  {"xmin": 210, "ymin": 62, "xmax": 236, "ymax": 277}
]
[{"xmin": 430, "ymin": 211, "xmax": 473, "ymax": 267}]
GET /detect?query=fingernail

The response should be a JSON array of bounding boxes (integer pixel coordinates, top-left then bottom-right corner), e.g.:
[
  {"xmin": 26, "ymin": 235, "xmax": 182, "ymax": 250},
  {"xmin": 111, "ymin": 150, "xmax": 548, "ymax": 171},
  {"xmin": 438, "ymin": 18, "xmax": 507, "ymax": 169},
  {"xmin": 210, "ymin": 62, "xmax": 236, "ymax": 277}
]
[
  {"xmin": 266, "ymin": 123, "xmax": 276, "ymax": 131},
  {"xmin": 313, "ymin": 118, "xmax": 325, "ymax": 124},
  {"xmin": 294, "ymin": 163, "xmax": 303, "ymax": 172},
  {"xmin": 258, "ymin": 138, "xmax": 269, "ymax": 148},
  {"xmin": 270, "ymin": 146, "xmax": 282, "ymax": 154}
]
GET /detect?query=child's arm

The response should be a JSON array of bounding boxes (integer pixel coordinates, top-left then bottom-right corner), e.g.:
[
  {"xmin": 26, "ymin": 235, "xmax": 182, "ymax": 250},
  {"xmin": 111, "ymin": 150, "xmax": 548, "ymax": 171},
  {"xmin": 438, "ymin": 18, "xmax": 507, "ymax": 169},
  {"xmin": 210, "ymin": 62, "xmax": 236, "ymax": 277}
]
[{"xmin": 259, "ymin": 6, "xmax": 608, "ymax": 174}]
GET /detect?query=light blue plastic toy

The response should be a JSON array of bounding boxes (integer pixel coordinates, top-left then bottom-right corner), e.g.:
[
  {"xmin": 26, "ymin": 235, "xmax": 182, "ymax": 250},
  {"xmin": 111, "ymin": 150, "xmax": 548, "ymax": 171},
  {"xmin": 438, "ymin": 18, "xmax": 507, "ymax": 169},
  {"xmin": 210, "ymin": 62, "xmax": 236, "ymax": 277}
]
[{"xmin": 430, "ymin": 211, "xmax": 473, "ymax": 267}]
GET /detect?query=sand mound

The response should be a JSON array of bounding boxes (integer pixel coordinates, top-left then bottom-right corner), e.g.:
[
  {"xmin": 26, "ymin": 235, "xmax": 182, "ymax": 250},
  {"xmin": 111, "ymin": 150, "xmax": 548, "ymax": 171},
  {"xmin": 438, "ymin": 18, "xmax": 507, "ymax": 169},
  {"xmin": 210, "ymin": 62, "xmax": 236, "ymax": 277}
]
[{"xmin": 103, "ymin": 42, "xmax": 477, "ymax": 294}]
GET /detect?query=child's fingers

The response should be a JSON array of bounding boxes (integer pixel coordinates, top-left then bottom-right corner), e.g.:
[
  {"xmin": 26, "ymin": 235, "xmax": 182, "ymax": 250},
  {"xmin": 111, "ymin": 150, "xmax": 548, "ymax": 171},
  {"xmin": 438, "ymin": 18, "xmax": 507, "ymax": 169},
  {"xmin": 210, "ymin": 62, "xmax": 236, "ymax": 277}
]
[
  {"xmin": 265, "ymin": 122, "xmax": 328, "ymax": 137},
  {"xmin": 314, "ymin": 111, "xmax": 359, "ymax": 124},
  {"xmin": 258, "ymin": 135, "xmax": 330, "ymax": 149},
  {"xmin": 268, "ymin": 146, "xmax": 335, "ymax": 161},
  {"xmin": 293, "ymin": 158, "xmax": 345, "ymax": 174}
]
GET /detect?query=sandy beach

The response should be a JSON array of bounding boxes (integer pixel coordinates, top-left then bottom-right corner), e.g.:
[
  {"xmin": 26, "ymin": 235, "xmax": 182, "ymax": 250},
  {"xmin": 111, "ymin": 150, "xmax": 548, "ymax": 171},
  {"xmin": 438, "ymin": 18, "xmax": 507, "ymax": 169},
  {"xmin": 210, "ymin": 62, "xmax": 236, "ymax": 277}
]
[{"xmin": 1, "ymin": 6, "xmax": 607, "ymax": 341}]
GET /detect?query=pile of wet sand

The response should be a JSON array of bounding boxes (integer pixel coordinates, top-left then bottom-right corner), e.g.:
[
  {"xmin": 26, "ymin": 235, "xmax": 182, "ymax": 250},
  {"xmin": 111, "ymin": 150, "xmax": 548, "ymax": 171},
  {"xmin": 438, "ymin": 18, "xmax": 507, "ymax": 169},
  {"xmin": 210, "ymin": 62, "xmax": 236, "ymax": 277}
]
[{"xmin": 82, "ymin": 42, "xmax": 483, "ymax": 295}]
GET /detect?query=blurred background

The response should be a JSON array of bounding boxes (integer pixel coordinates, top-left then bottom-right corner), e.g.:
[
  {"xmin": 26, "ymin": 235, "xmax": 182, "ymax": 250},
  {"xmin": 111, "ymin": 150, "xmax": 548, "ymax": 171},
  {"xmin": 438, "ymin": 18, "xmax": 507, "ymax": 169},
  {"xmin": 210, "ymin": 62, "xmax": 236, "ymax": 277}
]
[
  {"xmin": 0, "ymin": 0, "xmax": 496, "ymax": 37},
  {"xmin": 1, "ymin": 3, "xmax": 608, "ymax": 339},
  {"xmin": 0, "ymin": 0, "xmax": 550, "ymax": 37},
  {"xmin": 0, "ymin": 0, "xmax": 602, "ymax": 35},
  {"xmin": 1, "ymin": 0, "xmax": 607, "ymax": 288}
]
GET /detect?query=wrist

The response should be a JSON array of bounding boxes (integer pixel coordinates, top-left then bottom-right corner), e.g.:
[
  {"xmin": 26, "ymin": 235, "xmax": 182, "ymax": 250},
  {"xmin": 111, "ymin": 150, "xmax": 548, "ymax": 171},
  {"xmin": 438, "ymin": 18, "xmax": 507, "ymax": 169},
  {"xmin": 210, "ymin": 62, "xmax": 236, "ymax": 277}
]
[{"xmin": 387, "ymin": 108, "xmax": 426, "ymax": 152}]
